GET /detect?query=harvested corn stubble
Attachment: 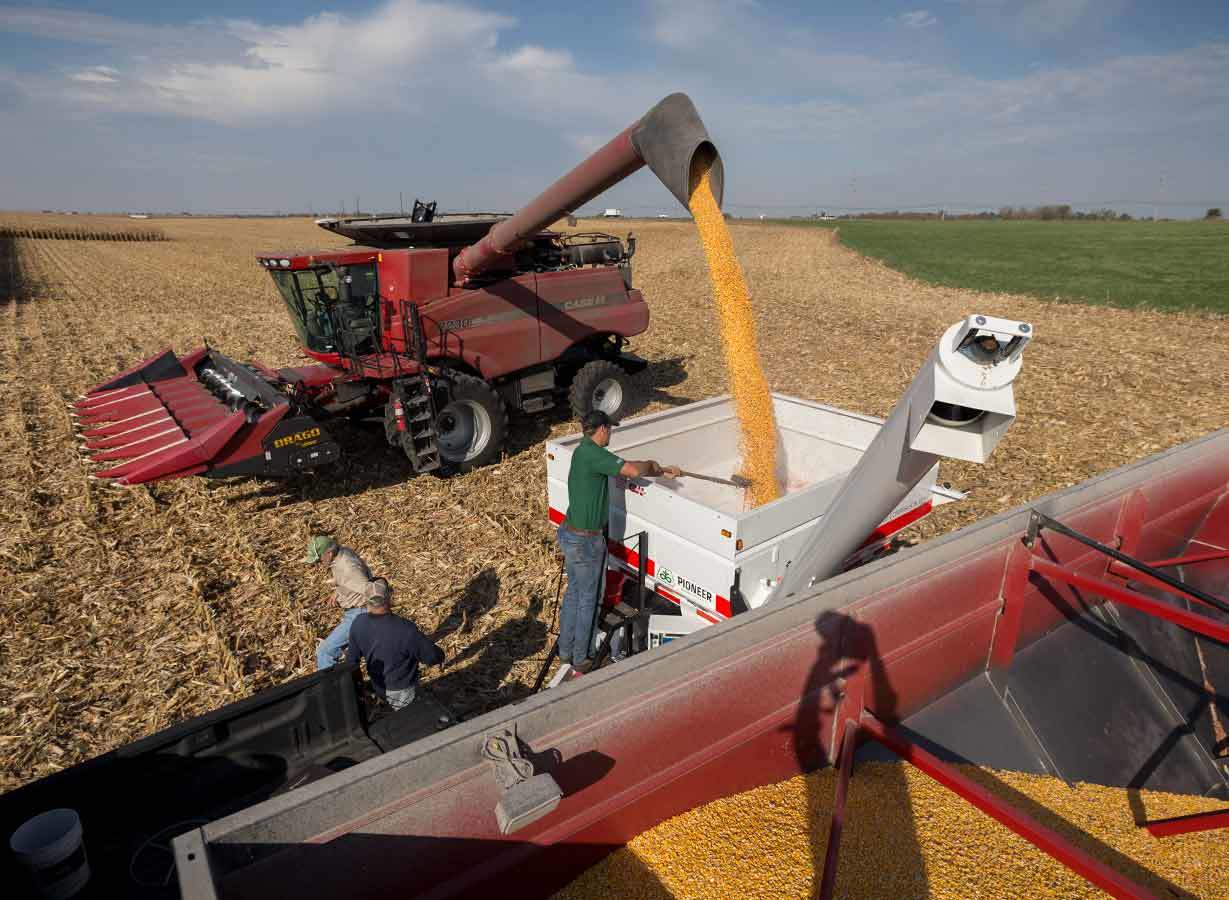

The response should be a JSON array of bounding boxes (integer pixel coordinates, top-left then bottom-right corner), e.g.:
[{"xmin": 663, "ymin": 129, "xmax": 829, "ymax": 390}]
[
  {"xmin": 556, "ymin": 762, "xmax": 1229, "ymax": 899},
  {"xmin": 687, "ymin": 156, "xmax": 781, "ymax": 508}
]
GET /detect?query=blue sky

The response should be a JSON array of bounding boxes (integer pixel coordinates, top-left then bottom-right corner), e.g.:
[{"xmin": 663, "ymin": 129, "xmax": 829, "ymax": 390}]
[{"xmin": 1, "ymin": 0, "xmax": 1226, "ymax": 217}]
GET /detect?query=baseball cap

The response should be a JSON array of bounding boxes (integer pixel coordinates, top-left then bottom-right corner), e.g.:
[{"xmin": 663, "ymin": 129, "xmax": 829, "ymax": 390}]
[
  {"xmin": 305, "ymin": 535, "xmax": 337, "ymax": 563},
  {"xmin": 581, "ymin": 410, "xmax": 616, "ymax": 433},
  {"xmin": 364, "ymin": 578, "xmax": 392, "ymax": 605}
]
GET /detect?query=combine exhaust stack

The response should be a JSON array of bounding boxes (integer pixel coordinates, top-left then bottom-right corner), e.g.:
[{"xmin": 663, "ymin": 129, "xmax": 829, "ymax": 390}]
[{"xmin": 73, "ymin": 348, "xmax": 339, "ymax": 485}]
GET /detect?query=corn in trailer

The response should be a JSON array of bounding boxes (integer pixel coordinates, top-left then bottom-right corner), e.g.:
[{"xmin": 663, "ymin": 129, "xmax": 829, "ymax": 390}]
[
  {"xmin": 163, "ymin": 428, "xmax": 1229, "ymax": 899},
  {"xmin": 546, "ymin": 314, "xmax": 1030, "ymax": 641}
]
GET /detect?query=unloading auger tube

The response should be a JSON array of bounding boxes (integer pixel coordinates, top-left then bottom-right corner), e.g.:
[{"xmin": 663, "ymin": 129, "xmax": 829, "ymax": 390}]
[
  {"xmin": 452, "ymin": 93, "xmax": 722, "ymax": 283},
  {"xmin": 774, "ymin": 315, "xmax": 1033, "ymax": 599}
]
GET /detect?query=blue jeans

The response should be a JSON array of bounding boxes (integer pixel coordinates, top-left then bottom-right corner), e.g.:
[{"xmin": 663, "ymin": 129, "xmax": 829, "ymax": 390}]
[
  {"xmin": 557, "ymin": 525, "xmax": 606, "ymax": 665},
  {"xmin": 316, "ymin": 607, "xmax": 366, "ymax": 670}
]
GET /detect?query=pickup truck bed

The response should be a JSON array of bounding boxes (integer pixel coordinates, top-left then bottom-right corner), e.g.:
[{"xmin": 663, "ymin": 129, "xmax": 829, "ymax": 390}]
[{"xmin": 0, "ymin": 666, "xmax": 452, "ymax": 899}]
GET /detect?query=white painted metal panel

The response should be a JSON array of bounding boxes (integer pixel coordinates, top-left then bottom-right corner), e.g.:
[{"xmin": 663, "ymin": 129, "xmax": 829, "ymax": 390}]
[{"xmin": 545, "ymin": 393, "xmax": 950, "ymax": 620}]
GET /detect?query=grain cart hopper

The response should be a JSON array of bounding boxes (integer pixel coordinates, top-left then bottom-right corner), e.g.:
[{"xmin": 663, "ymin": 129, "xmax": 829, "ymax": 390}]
[
  {"xmin": 545, "ymin": 315, "xmax": 1030, "ymax": 641},
  {"xmin": 70, "ymin": 94, "xmax": 722, "ymax": 485},
  {"xmin": 152, "ymin": 428, "xmax": 1229, "ymax": 899}
]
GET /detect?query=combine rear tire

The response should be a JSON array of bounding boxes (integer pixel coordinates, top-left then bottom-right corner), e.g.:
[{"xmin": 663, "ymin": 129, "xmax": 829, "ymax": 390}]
[
  {"xmin": 435, "ymin": 375, "xmax": 508, "ymax": 471},
  {"xmin": 569, "ymin": 360, "xmax": 635, "ymax": 422}
]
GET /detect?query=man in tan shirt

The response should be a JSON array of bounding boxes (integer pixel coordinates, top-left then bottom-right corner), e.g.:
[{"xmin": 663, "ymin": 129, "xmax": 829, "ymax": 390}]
[{"xmin": 308, "ymin": 535, "xmax": 375, "ymax": 669}]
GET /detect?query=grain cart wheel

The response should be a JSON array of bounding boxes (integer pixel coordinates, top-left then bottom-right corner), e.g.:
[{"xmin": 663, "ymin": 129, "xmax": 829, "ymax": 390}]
[
  {"xmin": 569, "ymin": 360, "xmax": 635, "ymax": 422},
  {"xmin": 435, "ymin": 374, "xmax": 508, "ymax": 471}
]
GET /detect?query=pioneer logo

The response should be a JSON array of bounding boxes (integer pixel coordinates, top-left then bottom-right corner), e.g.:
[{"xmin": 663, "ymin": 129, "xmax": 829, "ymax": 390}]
[{"xmin": 675, "ymin": 573, "xmax": 713, "ymax": 604}]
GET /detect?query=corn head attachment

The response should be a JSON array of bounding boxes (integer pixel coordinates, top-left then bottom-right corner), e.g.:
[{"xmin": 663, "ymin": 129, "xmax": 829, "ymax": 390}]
[{"xmin": 73, "ymin": 347, "xmax": 339, "ymax": 485}]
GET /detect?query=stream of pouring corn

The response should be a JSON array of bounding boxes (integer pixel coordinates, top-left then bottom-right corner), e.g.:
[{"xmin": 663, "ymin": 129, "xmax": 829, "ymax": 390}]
[
  {"xmin": 556, "ymin": 762, "xmax": 1228, "ymax": 898},
  {"xmin": 687, "ymin": 157, "xmax": 781, "ymax": 508}
]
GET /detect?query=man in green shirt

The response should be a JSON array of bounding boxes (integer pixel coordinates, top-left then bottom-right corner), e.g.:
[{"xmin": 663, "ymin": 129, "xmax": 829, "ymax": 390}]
[{"xmin": 558, "ymin": 410, "xmax": 682, "ymax": 673}]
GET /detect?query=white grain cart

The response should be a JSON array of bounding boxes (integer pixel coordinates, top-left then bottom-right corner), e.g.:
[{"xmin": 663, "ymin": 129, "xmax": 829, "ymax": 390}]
[{"xmin": 545, "ymin": 315, "xmax": 1032, "ymax": 647}]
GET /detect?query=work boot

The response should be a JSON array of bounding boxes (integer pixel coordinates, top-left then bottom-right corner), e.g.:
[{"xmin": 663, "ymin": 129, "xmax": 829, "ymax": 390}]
[{"xmin": 572, "ymin": 658, "xmax": 595, "ymax": 675}]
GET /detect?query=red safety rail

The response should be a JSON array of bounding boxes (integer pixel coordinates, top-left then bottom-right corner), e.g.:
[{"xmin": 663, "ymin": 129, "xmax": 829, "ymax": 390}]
[
  {"xmin": 1001, "ymin": 526, "xmax": 1229, "ymax": 840},
  {"xmin": 1144, "ymin": 550, "xmax": 1229, "ymax": 569},
  {"xmin": 818, "ymin": 512, "xmax": 1229, "ymax": 897},
  {"xmin": 818, "ymin": 712, "xmax": 1157, "ymax": 900}
]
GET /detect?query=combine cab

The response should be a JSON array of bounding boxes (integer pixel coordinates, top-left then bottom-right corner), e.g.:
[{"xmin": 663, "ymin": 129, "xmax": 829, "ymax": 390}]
[{"xmin": 73, "ymin": 94, "xmax": 722, "ymax": 486}]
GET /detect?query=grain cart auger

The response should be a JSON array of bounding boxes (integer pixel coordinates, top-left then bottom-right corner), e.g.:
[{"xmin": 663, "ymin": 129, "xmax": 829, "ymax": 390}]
[{"xmin": 71, "ymin": 94, "xmax": 721, "ymax": 486}]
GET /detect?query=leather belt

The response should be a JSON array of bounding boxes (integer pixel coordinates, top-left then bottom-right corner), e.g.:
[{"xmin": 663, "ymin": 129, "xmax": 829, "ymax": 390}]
[{"xmin": 562, "ymin": 522, "xmax": 602, "ymax": 536}]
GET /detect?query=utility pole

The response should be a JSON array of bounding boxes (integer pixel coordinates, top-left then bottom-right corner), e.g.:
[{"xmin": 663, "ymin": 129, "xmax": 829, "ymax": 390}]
[
  {"xmin": 356, "ymin": 195, "xmax": 360, "ymax": 217},
  {"xmin": 400, "ymin": 192, "xmax": 404, "ymax": 216}
]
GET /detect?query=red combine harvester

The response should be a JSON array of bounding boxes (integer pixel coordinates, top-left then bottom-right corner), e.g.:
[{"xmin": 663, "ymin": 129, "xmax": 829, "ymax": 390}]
[{"xmin": 71, "ymin": 94, "xmax": 723, "ymax": 484}]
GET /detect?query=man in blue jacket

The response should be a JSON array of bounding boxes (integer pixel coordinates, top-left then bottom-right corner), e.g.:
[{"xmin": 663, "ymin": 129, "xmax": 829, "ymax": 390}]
[{"xmin": 346, "ymin": 579, "xmax": 444, "ymax": 709}]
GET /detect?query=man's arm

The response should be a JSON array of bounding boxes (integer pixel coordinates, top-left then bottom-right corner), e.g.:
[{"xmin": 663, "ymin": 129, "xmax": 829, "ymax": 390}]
[
  {"xmin": 413, "ymin": 627, "xmax": 445, "ymax": 667},
  {"xmin": 620, "ymin": 460, "xmax": 683, "ymax": 479},
  {"xmin": 589, "ymin": 440, "xmax": 681, "ymax": 480}
]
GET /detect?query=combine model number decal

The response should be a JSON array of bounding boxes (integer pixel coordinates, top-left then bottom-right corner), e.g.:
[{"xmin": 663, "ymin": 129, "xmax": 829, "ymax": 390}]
[{"xmin": 273, "ymin": 427, "xmax": 321, "ymax": 449}]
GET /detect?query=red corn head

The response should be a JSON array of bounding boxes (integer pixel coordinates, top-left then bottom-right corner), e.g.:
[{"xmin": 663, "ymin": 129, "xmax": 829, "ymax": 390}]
[{"xmin": 73, "ymin": 347, "xmax": 338, "ymax": 485}]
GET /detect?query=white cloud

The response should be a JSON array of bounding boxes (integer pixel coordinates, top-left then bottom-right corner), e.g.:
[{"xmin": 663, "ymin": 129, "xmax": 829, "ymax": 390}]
[
  {"xmin": 68, "ymin": 66, "xmax": 120, "ymax": 84},
  {"xmin": 491, "ymin": 45, "xmax": 574, "ymax": 75},
  {"xmin": 648, "ymin": 0, "xmax": 760, "ymax": 52},
  {"xmin": 146, "ymin": 2, "xmax": 516, "ymax": 123},
  {"xmin": 895, "ymin": 10, "xmax": 939, "ymax": 29},
  {"xmin": 5, "ymin": 1, "xmax": 536, "ymax": 124}
]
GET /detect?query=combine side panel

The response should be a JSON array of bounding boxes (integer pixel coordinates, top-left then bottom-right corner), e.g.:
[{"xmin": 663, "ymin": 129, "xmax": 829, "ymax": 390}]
[{"xmin": 73, "ymin": 348, "xmax": 341, "ymax": 484}]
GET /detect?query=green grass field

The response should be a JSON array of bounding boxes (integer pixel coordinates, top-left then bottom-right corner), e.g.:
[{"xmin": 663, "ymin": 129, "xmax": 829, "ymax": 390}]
[{"xmin": 776, "ymin": 219, "xmax": 1228, "ymax": 314}]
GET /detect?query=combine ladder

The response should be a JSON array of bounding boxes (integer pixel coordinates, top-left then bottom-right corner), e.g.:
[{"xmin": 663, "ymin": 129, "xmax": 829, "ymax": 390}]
[
  {"xmin": 392, "ymin": 304, "xmax": 441, "ymax": 474},
  {"xmin": 393, "ymin": 376, "xmax": 440, "ymax": 474}
]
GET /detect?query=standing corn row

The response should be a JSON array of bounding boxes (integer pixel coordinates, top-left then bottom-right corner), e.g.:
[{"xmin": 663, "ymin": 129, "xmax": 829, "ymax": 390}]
[
  {"xmin": 0, "ymin": 226, "xmax": 168, "ymax": 242},
  {"xmin": 687, "ymin": 155, "xmax": 782, "ymax": 508}
]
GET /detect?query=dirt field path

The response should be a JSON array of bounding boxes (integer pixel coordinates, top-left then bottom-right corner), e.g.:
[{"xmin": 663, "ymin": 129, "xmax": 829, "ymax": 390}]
[{"xmin": 0, "ymin": 215, "xmax": 1226, "ymax": 792}]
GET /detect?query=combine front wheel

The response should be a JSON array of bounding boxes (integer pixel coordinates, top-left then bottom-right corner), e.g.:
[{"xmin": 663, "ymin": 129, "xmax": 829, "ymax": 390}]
[
  {"xmin": 435, "ymin": 375, "xmax": 508, "ymax": 471},
  {"xmin": 569, "ymin": 360, "xmax": 635, "ymax": 422}
]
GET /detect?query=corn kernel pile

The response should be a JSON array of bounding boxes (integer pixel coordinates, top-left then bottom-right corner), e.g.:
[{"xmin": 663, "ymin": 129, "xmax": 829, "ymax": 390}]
[
  {"xmin": 687, "ymin": 157, "xmax": 781, "ymax": 508},
  {"xmin": 556, "ymin": 762, "xmax": 1229, "ymax": 898}
]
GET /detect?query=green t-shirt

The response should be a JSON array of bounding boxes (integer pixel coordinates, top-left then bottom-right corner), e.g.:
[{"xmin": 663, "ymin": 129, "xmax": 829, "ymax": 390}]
[{"xmin": 564, "ymin": 437, "xmax": 625, "ymax": 532}]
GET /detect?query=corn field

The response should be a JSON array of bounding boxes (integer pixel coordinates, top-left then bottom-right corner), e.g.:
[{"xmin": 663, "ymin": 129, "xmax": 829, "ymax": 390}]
[{"xmin": 2, "ymin": 211, "xmax": 1229, "ymax": 894}]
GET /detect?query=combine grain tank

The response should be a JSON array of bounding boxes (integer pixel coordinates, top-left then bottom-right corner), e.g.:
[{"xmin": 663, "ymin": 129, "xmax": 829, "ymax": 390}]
[{"xmin": 171, "ymin": 428, "xmax": 1229, "ymax": 898}]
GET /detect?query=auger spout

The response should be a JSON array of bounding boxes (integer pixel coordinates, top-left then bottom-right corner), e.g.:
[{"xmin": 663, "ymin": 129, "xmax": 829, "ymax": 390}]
[{"xmin": 452, "ymin": 93, "xmax": 722, "ymax": 283}]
